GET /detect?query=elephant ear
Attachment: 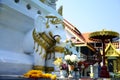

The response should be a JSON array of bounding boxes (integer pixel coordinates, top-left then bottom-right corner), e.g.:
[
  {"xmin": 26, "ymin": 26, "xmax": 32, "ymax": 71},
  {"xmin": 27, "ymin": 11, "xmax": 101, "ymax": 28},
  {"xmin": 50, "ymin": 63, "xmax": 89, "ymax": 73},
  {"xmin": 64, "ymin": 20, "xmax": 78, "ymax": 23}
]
[{"xmin": 58, "ymin": 6, "xmax": 63, "ymax": 16}]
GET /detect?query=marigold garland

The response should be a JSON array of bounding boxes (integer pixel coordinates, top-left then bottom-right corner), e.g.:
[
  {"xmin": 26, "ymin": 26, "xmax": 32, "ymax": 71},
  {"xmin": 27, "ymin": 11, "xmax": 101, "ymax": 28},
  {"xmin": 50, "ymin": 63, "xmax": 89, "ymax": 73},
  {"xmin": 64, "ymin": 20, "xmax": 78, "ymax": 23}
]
[{"xmin": 23, "ymin": 70, "xmax": 56, "ymax": 80}]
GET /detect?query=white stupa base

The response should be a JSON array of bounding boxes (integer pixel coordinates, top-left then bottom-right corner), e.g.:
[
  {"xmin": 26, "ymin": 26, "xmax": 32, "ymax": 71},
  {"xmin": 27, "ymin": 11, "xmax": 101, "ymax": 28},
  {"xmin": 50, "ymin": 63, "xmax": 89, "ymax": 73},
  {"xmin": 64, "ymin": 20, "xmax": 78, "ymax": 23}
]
[{"xmin": 0, "ymin": 50, "xmax": 33, "ymax": 75}]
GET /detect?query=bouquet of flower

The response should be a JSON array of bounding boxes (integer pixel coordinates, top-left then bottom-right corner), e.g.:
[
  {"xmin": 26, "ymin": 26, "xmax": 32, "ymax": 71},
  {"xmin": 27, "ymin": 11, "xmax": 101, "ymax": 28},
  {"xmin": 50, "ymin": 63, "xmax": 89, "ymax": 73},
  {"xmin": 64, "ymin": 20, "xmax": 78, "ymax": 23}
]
[
  {"xmin": 54, "ymin": 57, "xmax": 62, "ymax": 67},
  {"xmin": 54, "ymin": 58, "xmax": 68, "ymax": 70},
  {"xmin": 59, "ymin": 61, "xmax": 68, "ymax": 70},
  {"xmin": 64, "ymin": 54, "xmax": 78, "ymax": 65},
  {"xmin": 64, "ymin": 54, "xmax": 79, "ymax": 77}
]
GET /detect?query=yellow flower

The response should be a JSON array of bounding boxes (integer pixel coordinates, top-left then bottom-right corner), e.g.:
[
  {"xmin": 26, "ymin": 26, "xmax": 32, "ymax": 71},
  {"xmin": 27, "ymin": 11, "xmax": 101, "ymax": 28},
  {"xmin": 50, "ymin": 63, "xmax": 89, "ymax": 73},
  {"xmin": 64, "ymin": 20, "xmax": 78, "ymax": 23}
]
[
  {"xmin": 23, "ymin": 69, "xmax": 56, "ymax": 79},
  {"xmin": 23, "ymin": 70, "xmax": 43, "ymax": 78},
  {"xmin": 51, "ymin": 74, "xmax": 57, "ymax": 80},
  {"xmin": 24, "ymin": 73, "xmax": 30, "ymax": 78},
  {"xmin": 31, "ymin": 74, "xmax": 37, "ymax": 78},
  {"xmin": 54, "ymin": 57, "xmax": 62, "ymax": 66},
  {"xmin": 45, "ymin": 73, "xmax": 52, "ymax": 78},
  {"xmin": 42, "ymin": 74, "xmax": 46, "ymax": 78}
]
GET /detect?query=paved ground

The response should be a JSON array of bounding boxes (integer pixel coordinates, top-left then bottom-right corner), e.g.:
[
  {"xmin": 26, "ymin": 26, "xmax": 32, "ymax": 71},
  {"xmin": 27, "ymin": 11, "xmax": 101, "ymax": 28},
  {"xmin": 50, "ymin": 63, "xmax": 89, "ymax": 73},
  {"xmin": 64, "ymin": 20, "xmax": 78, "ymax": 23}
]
[
  {"xmin": 0, "ymin": 75, "xmax": 119, "ymax": 80},
  {"xmin": 57, "ymin": 78, "xmax": 112, "ymax": 80},
  {"xmin": 80, "ymin": 78, "xmax": 118, "ymax": 80}
]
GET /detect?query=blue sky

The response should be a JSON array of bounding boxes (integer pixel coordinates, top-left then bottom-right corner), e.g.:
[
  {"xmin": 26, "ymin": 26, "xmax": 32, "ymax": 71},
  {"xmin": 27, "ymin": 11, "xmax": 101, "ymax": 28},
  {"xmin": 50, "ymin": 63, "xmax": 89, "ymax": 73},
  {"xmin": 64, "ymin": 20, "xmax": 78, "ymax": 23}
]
[{"xmin": 57, "ymin": 0, "xmax": 120, "ymax": 33}]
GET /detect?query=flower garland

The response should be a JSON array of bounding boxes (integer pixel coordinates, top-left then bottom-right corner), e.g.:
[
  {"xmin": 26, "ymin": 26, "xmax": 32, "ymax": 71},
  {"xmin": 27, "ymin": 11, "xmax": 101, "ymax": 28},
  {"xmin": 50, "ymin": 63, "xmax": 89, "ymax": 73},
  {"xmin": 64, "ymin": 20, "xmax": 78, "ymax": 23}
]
[{"xmin": 23, "ymin": 70, "xmax": 56, "ymax": 80}]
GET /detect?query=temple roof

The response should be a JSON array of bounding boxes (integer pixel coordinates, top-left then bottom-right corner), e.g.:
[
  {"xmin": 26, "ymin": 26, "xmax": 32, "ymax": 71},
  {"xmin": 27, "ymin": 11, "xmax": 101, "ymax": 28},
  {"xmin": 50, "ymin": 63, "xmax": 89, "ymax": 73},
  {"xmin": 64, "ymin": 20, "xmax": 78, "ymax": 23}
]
[
  {"xmin": 63, "ymin": 19, "xmax": 96, "ymax": 55},
  {"xmin": 106, "ymin": 41, "xmax": 119, "ymax": 49},
  {"xmin": 63, "ymin": 19, "xmax": 86, "ymax": 43},
  {"xmin": 105, "ymin": 42, "xmax": 120, "ymax": 57},
  {"xmin": 82, "ymin": 32, "xmax": 93, "ymax": 43}
]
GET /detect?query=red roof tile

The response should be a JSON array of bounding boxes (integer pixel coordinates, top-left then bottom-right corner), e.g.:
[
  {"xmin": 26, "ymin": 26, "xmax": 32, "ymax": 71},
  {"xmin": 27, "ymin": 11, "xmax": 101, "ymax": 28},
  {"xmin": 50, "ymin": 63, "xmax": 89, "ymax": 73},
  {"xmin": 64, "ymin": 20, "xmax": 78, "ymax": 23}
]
[{"xmin": 82, "ymin": 32, "xmax": 93, "ymax": 43}]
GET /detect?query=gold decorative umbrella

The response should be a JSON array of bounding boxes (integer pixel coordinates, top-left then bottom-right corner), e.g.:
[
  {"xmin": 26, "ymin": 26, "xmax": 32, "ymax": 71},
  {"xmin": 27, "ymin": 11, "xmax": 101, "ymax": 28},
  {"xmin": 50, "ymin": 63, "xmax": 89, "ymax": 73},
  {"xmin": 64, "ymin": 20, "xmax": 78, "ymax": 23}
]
[{"xmin": 89, "ymin": 29, "xmax": 119, "ymax": 78}]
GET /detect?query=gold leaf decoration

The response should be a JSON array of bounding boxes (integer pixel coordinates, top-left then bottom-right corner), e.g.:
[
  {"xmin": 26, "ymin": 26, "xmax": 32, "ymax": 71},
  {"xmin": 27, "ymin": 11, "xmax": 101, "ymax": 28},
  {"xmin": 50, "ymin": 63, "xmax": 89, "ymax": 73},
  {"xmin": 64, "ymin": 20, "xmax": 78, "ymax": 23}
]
[
  {"xmin": 32, "ymin": 29, "xmax": 49, "ymax": 50},
  {"xmin": 40, "ymin": 32, "xmax": 55, "ymax": 46},
  {"xmin": 39, "ymin": 47, "xmax": 42, "ymax": 55},
  {"xmin": 46, "ymin": 19, "xmax": 49, "ymax": 28},
  {"xmin": 54, "ymin": 46, "xmax": 64, "ymax": 53}
]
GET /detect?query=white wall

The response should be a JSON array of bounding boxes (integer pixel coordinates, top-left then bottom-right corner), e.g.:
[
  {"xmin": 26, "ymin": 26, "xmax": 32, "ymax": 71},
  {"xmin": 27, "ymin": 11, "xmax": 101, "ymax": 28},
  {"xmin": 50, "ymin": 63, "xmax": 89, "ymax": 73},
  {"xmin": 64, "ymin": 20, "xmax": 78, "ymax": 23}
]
[
  {"xmin": 0, "ymin": 26, "xmax": 24, "ymax": 53},
  {"xmin": 0, "ymin": 26, "xmax": 34, "ymax": 75}
]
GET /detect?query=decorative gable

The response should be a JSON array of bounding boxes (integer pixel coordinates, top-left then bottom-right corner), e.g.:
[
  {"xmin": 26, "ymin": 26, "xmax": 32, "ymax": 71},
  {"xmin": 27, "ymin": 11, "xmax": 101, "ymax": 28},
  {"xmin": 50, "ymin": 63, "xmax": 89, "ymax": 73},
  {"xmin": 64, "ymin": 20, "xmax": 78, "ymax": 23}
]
[{"xmin": 105, "ymin": 42, "xmax": 120, "ymax": 57}]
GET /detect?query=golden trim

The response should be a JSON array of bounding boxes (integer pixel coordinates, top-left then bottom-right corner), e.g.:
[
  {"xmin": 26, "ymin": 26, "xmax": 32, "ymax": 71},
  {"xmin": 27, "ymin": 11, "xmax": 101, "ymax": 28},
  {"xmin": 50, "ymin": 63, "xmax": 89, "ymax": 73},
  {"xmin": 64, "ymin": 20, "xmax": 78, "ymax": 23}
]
[
  {"xmin": 89, "ymin": 30, "xmax": 119, "ymax": 41},
  {"xmin": 50, "ymin": 18, "xmax": 63, "ymax": 24},
  {"xmin": 45, "ymin": 67, "xmax": 54, "ymax": 73},
  {"xmin": 32, "ymin": 29, "xmax": 48, "ymax": 50},
  {"xmin": 32, "ymin": 29, "xmax": 56, "ymax": 49},
  {"xmin": 54, "ymin": 46, "xmax": 64, "ymax": 53},
  {"xmin": 40, "ymin": 32, "xmax": 55, "ymax": 46},
  {"xmin": 46, "ymin": 15, "xmax": 57, "ymax": 18},
  {"xmin": 74, "ymin": 43, "xmax": 95, "ymax": 52},
  {"xmin": 105, "ymin": 42, "xmax": 120, "ymax": 57},
  {"xmin": 47, "ymin": 46, "xmax": 65, "ymax": 53},
  {"xmin": 40, "ymin": 0, "xmax": 45, "ymax": 3},
  {"xmin": 113, "ymin": 60, "xmax": 117, "ymax": 73},
  {"xmin": 33, "ymin": 65, "xmax": 54, "ymax": 73},
  {"xmin": 45, "ymin": 15, "xmax": 63, "ymax": 25},
  {"xmin": 33, "ymin": 65, "xmax": 45, "ymax": 71},
  {"xmin": 46, "ymin": 18, "xmax": 50, "ymax": 28}
]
